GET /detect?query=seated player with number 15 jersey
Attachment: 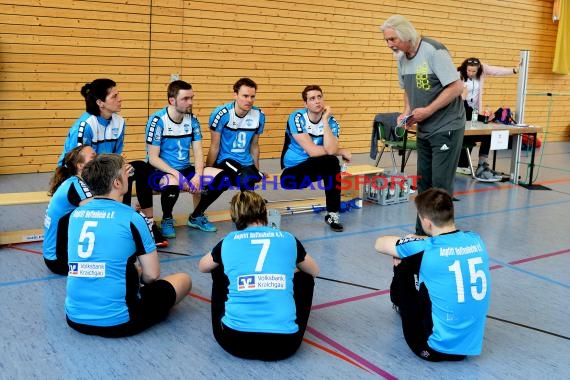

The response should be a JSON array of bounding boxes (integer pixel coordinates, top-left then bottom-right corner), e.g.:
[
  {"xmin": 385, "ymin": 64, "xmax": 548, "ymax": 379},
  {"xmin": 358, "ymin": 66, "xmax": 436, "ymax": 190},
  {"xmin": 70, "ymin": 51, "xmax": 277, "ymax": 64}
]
[{"xmin": 375, "ymin": 188, "xmax": 491, "ymax": 362}]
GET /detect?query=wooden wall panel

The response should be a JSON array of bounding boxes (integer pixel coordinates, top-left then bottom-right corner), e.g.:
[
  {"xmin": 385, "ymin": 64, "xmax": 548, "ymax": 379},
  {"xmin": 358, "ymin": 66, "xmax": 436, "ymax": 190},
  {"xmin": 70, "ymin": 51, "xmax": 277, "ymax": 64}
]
[{"xmin": 0, "ymin": 0, "xmax": 568, "ymax": 174}]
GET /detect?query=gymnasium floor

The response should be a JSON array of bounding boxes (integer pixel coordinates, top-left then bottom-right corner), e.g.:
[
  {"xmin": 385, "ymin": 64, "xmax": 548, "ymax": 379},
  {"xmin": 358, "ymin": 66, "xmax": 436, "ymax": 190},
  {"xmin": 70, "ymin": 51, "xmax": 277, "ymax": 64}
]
[{"xmin": 1, "ymin": 143, "xmax": 569, "ymax": 379}]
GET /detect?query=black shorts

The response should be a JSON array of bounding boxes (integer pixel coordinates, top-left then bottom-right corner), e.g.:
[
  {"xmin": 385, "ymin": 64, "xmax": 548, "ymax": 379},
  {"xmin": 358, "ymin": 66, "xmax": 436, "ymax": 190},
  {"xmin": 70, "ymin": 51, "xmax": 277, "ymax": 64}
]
[
  {"xmin": 214, "ymin": 159, "xmax": 262, "ymax": 190},
  {"xmin": 66, "ymin": 279, "xmax": 176, "ymax": 338}
]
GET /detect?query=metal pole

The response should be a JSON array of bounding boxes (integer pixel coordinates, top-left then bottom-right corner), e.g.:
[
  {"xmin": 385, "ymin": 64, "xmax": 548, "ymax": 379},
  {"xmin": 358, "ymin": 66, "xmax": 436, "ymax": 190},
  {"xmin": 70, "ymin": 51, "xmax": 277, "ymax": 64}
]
[
  {"xmin": 511, "ymin": 50, "xmax": 530, "ymax": 184},
  {"xmin": 515, "ymin": 50, "xmax": 530, "ymax": 124}
]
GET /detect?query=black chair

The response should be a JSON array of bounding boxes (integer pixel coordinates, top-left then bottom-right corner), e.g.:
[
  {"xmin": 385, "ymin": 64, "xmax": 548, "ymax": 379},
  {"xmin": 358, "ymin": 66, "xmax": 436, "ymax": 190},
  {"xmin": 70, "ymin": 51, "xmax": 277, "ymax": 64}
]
[{"xmin": 372, "ymin": 112, "xmax": 417, "ymax": 173}]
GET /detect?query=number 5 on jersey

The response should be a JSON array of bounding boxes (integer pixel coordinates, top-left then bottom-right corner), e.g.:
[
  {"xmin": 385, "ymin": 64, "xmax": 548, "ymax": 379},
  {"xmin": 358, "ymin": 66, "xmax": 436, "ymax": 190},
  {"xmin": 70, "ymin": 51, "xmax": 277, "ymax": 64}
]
[{"xmin": 78, "ymin": 221, "xmax": 98, "ymax": 258}]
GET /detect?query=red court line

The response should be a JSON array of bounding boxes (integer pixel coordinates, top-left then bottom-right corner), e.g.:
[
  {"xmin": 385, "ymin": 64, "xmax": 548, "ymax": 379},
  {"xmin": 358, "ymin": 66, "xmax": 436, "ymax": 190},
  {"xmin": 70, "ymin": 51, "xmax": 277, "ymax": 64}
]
[
  {"xmin": 453, "ymin": 176, "xmax": 570, "ymax": 197},
  {"xmin": 303, "ymin": 338, "xmax": 370, "ymax": 373},
  {"xmin": 312, "ymin": 289, "xmax": 390, "ymax": 310},
  {"xmin": 188, "ymin": 291, "xmax": 372, "ymax": 372},
  {"xmin": 7, "ymin": 245, "xmax": 42, "ymax": 255},
  {"xmin": 314, "ymin": 248, "xmax": 569, "ymax": 310},
  {"xmin": 188, "ymin": 292, "xmax": 211, "ymax": 303},
  {"xmin": 531, "ymin": 177, "xmax": 570, "ymax": 185},
  {"xmin": 454, "ymin": 184, "xmax": 517, "ymax": 196},
  {"xmin": 306, "ymin": 326, "xmax": 397, "ymax": 380},
  {"xmin": 508, "ymin": 248, "xmax": 570, "ymax": 265}
]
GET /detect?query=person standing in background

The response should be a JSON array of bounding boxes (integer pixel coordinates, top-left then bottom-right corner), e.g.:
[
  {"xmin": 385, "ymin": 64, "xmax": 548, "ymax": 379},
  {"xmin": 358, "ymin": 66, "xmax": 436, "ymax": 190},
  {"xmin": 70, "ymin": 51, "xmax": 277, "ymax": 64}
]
[
  {"xmin": 457, "ymin": 57, "xmax": 519, "ymax": 181},
  {"xmin": 380, "ymin": 15, "xmax": 465, "ymax": 235}
]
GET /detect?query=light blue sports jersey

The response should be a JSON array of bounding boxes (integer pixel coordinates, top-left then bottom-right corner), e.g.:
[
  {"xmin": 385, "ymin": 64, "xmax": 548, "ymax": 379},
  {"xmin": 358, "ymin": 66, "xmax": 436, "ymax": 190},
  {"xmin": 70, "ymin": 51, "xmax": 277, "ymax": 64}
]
[
  {"xmin": 145, "ymin": 107, "xmax": 203, "ymax": 170},
  {"xmin": 209, "ymin": 102, "xmax": 265, "ymax": 166},
  {"xmin": 211, "ymin": 226, "xmax": 306, "ymax": 334},
  {"xmin": 65, "ymin": 199, "xmax": 156, "ymax": 327},
  {"xmin": 43, "ymin": 176, "xmax": 92, "ymax": 261},
  {"xmin": 282, "ymin": 108, "xmax": 340, "ymax": 168},
  {"xmin": 396, "ymin": 231, "xmax": 491, "ymax": 355},
  {"xmin": 58, "ymin": 112, "xmax": 125, "ymax": 166}
]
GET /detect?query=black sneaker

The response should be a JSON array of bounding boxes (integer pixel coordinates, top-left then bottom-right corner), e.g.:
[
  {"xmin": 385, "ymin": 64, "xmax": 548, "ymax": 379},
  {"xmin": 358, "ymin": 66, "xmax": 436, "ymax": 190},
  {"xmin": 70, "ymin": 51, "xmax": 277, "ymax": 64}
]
[
  {"xmin": 324, "ymin": 212, "xmax": 344, "ymax": 232},
  {"xmin": 152, "ymin": 222, "xmax": 169, "ymax": 248}
]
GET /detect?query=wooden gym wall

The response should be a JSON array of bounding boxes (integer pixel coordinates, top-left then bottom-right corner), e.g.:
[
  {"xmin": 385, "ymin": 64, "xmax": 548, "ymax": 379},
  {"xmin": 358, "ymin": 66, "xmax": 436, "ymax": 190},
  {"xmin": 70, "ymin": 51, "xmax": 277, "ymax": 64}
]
[{"xmin": 1, "ymin": 0, "xmax": 569, "ymax": 174}]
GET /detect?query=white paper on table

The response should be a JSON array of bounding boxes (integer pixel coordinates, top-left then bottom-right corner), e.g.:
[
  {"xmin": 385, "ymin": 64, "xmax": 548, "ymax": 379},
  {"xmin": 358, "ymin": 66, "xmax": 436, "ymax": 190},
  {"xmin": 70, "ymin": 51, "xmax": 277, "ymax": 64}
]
[{"xmin": 490, "ymin": 130, "xmax": 509, "ymax": 150}]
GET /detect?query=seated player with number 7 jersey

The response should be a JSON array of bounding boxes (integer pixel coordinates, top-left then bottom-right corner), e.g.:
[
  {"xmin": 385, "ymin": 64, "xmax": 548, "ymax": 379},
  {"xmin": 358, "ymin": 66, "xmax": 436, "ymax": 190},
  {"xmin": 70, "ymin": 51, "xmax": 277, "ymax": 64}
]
[
  {"xmin": 199, "ymin": 191, "xmax": 319, "ymax": 361},
  {"xmin": 374, "ymin": 188, "xmax": 491, "ymax": 362}
]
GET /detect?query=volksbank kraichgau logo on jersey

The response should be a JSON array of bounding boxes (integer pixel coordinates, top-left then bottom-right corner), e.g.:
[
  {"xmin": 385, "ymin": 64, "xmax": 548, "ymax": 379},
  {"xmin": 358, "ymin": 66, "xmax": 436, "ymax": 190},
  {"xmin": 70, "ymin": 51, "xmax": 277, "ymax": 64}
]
[
  {"xmin": 237, "ymin": 274, "xmax": 286, "ymax": 291},
  {"xmin": 237, "ymin": 275, "xmax": 256, "ymax": 290},
  {"xmin": 68, "ymin": 262, "xmax": 106, "ymax": 278}
]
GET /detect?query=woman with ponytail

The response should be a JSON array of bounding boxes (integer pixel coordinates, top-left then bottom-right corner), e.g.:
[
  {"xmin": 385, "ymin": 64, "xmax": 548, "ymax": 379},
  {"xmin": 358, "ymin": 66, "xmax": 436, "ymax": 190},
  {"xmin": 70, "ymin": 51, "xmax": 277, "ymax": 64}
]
[
  {"xmin": 43, "ymin": 145, "xmax": 96, "ymax": 274},
  {"xmin": 57, "ymin": 78, "xmax": 124, "ymax": 166}
]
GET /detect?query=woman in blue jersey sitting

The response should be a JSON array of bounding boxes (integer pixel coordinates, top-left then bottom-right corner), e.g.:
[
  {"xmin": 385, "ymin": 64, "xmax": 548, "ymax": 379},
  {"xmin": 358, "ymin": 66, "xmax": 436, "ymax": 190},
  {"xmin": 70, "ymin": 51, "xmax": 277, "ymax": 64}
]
[
  {"xmin": 57, "ymin": 78, "xmax": 124, "ymax": 166},
  {"xmin": 43, "ymin": 145, "xmax": 96, "ymax": 274},
  {"xmin": 199, "ymin": 191, "xmax": 320, "ymax": 361}
]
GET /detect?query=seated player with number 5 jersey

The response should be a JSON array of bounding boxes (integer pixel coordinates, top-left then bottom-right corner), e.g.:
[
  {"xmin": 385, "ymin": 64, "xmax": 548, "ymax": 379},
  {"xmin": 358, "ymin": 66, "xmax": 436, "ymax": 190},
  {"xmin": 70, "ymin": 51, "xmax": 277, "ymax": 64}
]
[
  {"xmin": 199, "ymin": 191, "xmax": 319, "ymax": 361},
  {"xmin": 65, "ymin": 154, "xmax": 191, "ymax": 338},
  {"xmin": 375, "ymin": 188, "xmax": 491, "ymax": 361}
]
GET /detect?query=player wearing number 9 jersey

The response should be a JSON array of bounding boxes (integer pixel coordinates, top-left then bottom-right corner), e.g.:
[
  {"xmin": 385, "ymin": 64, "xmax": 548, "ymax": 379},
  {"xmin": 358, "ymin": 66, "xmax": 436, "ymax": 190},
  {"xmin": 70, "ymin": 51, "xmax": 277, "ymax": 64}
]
[
  {"xmin": 375, "ymin": 188, "xmax": 490, "ymax": 362},
  {"xmin": 206, "ymin": 78, "xmax": 265, "ymax": 191},
  {"xmin": 65, "ymin": 154, "xmax": 191, "ymax": 338},
  {"xmin": 199, "ymin": 191, "xmax": 319, "ymax": 361}
]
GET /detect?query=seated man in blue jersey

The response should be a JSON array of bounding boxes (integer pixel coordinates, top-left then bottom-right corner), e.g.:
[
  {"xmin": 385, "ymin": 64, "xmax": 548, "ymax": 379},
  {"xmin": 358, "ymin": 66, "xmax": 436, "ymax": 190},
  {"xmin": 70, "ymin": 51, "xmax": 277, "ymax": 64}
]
[
  {"xmin": 199, "ymin": 191, "xmax": 319, "ymax": 361},
  {"xmin": 57, "ymin": 78, "xmax": 124, "ymax": 166},
  {"xmin": 43, "ymin": 145, "xmax": 95, "ymax": 275},
  {"xmin": 65, "ymin": 154, "xmax": 191, "ymax": 338},
  {"xmin": 375, "ymin": 188, "xmax": 491, "ymax": 361},
  {"xmin": 280, "ymin": 85, "xmax": 352, "ymax": 232},
  {"xmin": 135, "ymin": 80, "xmax": 230, "ymax": 238},
  {"xmin": 206, "ymin": 77, "xmax": 265, "ymax": 192}
]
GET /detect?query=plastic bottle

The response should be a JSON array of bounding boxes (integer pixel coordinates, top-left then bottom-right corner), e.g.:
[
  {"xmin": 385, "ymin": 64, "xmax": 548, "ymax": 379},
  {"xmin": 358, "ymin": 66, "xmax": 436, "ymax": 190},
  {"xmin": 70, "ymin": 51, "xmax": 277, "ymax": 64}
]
[
  {"xmin": 471, "ymin": 108, "xmax": 478, "ymax": 127},
  {"xmin": 400, "ymin": 180, "xmax": 409, "ymax": 198},
  {"xmin": 388, "ymin": 180, "xmax": 396, "ymax": 198},
  {"xmin": 381, "ymin": 186, "xmax": 388, "ymax": 201}
]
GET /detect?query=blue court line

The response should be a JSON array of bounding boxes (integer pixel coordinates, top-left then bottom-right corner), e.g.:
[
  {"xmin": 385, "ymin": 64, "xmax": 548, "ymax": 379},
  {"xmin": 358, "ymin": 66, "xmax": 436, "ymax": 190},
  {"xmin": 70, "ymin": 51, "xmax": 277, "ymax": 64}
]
[
  {"xmin": 3, "ymin": 198, "xmax": 569, "ymax": 288},
  {"xmin": 301, "ymin": 197, "xmax": 570, "ymax": 244},
  {"xmin": 489, "ymin": 257, "xmax": 570, "ymax": 289},
  {"xmin": 0, "ymin": 274, "xmax": 63, "ymax": 288}
]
